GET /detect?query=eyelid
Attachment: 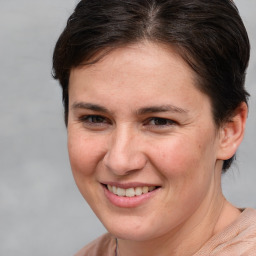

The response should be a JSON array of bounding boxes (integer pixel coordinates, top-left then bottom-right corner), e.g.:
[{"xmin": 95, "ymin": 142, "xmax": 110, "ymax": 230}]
[
  {"xmin": 78, "ymin": 114, "xmax": 111, "ymax": 125},
  {"xmin": 144, "ymin": 117, "xmax": 177, "ymax": 127},
  {"xmin": 77, "ymin": 115, "xmax": 177, "ymax": 130}
]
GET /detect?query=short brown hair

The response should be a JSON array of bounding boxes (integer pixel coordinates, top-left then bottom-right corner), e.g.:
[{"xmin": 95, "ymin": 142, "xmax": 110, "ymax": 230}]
[{"xmin": 52, "ymin": 0, "xmax": 250, "ymax": 171}]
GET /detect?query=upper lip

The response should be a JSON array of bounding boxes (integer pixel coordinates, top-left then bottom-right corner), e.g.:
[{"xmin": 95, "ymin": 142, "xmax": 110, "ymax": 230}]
[{"xmin": 101, "ymin": 182, "xmax": 161, "ymax": 189}]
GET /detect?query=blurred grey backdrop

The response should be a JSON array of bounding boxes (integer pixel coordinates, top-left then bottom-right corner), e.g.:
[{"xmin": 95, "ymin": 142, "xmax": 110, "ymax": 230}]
[{"xmin": 0, "ymin": 1, "xmax": 255, "ymax": 255}]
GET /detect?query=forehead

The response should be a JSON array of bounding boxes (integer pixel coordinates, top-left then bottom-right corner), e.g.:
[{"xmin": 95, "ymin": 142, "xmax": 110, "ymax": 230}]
[
  {"xmin": 70, "ymin": 42, "xmax": 197, "ymax": 89},
  {"xmin": 68, "ymin": 42, "xmax": 210, "ymax": 112}
]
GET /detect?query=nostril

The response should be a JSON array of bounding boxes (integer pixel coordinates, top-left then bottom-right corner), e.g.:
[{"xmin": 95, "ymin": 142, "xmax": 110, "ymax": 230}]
[{"xmin": 103, "ymin": 150, "xmax": 147, "ymax": 176}]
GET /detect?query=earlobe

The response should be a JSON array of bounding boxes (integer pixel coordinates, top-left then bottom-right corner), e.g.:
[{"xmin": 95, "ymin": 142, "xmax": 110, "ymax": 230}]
[{"xmin": 217, "ymin": 102, "xmax": 248, "ymax": 161}]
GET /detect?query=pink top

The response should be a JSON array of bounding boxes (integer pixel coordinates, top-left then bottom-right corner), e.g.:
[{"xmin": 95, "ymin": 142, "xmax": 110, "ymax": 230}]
[{"xmin": 75, "ymin": 208, "xmax": 256, "ymax": 256}]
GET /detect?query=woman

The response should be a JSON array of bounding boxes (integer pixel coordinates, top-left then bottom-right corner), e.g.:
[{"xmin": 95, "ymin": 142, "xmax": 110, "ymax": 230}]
[{"xmin": 52, "ymin": 0, "xmax": 256, "ymax": 255}]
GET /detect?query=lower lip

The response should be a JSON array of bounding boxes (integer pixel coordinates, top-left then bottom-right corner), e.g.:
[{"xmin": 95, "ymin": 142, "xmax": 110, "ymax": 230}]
[{"xmin": 102, "ymin": 185, "xmax": 160, "ymax": 208}]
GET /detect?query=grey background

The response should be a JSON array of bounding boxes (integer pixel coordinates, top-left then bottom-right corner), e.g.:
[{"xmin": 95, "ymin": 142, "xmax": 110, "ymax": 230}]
[{"xmin": 0, "ymin": 1, "xmax": 255, "ymax": 255}]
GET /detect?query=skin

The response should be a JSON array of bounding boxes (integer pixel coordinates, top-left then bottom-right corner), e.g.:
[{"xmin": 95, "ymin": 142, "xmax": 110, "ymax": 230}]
[{"xmin": 68, "ymin": 42, "xmax": 247, "ymax": 256}]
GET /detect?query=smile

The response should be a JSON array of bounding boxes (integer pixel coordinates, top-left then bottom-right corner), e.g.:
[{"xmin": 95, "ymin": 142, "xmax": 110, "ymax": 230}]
[
  {"xmin": 103, "ymin": 183, "xmax": 160, "ymax": 208},
  {"xmin": 107, "ymin": 185, "xmax": 157, "ymax": 197}
]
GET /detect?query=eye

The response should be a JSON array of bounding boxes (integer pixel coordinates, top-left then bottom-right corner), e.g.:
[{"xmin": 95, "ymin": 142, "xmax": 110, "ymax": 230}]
[
  {"xmin": 78, "ymin": 115, "xmax": 111, "ymax": 127},
  {"xmin": 84, "ymin": 115, "xmax": 106, "ymax": 123},
  {"xmin": 145, "ymin": 117, "xmax": 176, "ymax": 127}
]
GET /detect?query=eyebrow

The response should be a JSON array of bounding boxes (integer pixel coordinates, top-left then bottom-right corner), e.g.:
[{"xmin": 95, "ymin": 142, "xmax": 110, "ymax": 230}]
[
  {"xmin": 71, "ymin": 102, "xmax": 109, "ymax": 113},
  {"xmin": 136, "ymin": 105, "xmax": 188, "ymax": 115},
  {"xmin": 71, "ymin": 102, "xmax": 188, "ymax": 116}
]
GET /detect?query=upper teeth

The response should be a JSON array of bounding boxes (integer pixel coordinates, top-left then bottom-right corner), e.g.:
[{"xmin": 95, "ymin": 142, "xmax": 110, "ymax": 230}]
[{"xmin": 107, "ymin": 185, "xmax": 156, "ymax": 197}]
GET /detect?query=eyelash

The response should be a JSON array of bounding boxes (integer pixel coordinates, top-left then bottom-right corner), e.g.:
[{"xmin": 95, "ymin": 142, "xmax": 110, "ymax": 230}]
[
  {"xmin": 78, "ymin": 115, "xmax": 176, "ymax": 129},
  {"xmin": 144, "ymin": 117, "xmax": 176, "ymax": 128},
  {"xmin": 78, "ymin": 115, "xmax": 111, "ymax": 126}
]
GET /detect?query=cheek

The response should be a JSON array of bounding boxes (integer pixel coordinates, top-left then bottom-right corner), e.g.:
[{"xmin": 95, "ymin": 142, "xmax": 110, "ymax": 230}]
[
  {"xmin": 153, "ymin": 140, "xmax": 199, "ymax": 172},
  {"xmin": 151, "ymin": 133, "xmax": 216, "ymax": 180},
  {"xmin": 67, "ymin": 131, "xmax": 106, "ymax": 177},
  {"xmin": 67, "ymin": 131, "xmax": 107, "ymax": 205},
  {"xmin": 152, "ymin": 137, "xmax": 215, "ymax": 214}
]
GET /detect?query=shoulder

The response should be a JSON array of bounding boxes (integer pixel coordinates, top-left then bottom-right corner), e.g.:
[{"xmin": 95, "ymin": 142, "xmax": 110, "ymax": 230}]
[
  {"xmin": 74, "ymin": 233, "xmax": 116, "ymax": 256},
  {"xmin": 195, "ymin": 208, "xmax": 256, "ymax": 255}
]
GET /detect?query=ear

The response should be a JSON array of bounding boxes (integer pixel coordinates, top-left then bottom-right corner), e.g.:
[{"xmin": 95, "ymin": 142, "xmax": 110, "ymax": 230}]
[{"xmin": 217, "ymin": 102, "xmax": 248, "ymax": 161}]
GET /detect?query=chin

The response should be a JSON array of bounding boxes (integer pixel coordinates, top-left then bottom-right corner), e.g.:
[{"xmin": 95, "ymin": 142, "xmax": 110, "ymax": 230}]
[{"xmin": 100, "ymin": 216, "xmax": 161, "ymax": 241}]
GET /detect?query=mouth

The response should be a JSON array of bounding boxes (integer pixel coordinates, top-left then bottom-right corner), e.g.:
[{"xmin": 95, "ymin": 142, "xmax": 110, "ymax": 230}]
[
  {"xmin": 104, "ymin": 184, "xmax": 159, "ymax": 197},
  {"xmin": 102, "ymin": 183, "xmax": 161, "ymax": 208}
]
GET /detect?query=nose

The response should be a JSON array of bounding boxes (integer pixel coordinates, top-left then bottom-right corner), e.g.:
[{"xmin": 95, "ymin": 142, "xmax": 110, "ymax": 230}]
[{"xmin": 103, "ymin": 125, "xmax": 147, "ymax": 176}]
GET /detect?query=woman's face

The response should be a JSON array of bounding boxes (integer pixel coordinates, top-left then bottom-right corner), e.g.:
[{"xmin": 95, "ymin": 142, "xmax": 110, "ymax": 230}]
[{"xmin": 68, "ymin": 42, "xmax": 224, "ymax": 241}]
